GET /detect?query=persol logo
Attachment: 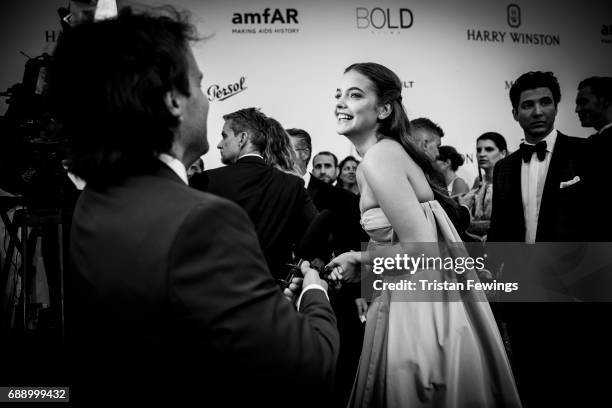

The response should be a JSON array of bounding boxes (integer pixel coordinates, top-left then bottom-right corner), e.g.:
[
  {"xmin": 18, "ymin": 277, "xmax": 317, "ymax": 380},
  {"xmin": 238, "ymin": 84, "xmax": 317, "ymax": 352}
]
[
  {"xmin": 207, "ymin": 77, "xmax": 247, "ymax": 102},
  {"xmin": 507, "ymin": 4, "xmax": 521, "ymax": 28}
]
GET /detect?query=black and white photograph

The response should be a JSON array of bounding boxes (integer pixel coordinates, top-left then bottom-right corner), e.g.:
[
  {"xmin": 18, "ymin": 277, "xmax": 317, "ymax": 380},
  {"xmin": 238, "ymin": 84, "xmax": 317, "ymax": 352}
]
[{"xmin": 1, "ymin": 0, "xmax": 611, "ymax": 406}]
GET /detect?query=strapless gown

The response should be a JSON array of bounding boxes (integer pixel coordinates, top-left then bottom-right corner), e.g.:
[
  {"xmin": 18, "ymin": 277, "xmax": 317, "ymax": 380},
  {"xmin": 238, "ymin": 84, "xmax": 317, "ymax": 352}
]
[{"xmin": 348, "ymin": 201, "xmax": 521, "ymax": 407}]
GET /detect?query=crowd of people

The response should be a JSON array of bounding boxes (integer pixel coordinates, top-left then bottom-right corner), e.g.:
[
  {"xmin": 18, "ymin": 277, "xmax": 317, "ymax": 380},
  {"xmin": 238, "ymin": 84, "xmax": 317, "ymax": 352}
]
[{"xmin": 5, "ymin": 4, "xmax": 611, "ymax": 407}]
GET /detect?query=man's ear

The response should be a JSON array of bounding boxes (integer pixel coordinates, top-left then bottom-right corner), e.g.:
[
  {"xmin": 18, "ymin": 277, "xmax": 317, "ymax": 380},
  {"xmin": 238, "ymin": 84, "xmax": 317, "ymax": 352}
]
[
  {"xmin": 238, "ymin": 131, "xmax": 249, "ymax": 147},
  {"xmin": 164, "ymin": 89, "xmax": 184, "ymax": 121},
  {"xmin": 334, "ymin": 166, "xmax": 340, "ymax": 179},
  {"xmin": 378, "ymin": 103, "xmax": 392, "ymax": 120},
  {"xmin": 512, "ymin": 108, "xmax": 519, "ymax": 122}
]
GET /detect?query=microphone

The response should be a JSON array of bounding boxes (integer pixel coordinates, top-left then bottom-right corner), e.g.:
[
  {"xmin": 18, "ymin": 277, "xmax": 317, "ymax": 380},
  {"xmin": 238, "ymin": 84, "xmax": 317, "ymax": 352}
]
[
  {"xmin": 280, "ymin": 210, "xmax": 341, "ymax": 292},
  {"xmin": 295, "ymin": 209, "xmax": 333, "ymax": 261}
]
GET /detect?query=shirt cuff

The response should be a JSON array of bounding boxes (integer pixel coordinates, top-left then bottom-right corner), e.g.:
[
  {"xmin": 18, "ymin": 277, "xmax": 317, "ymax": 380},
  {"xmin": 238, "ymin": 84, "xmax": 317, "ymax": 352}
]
[{"xmin": 296, "ymin": 284, "xmax": 329, "ymax": 310}]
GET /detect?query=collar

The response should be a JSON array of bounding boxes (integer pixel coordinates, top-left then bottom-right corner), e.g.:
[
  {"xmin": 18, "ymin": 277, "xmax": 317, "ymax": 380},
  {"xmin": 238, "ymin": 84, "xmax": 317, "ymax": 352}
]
[
  {"xmin": 599, "ymin": 122, "xmax": 612, "ymax": 134},
  {"xmin": 158, "ymin": 153, "xmax": 188, "ymax": 185},
  {"xmin": 303, "ymin": 172, "xmax": 311, "ymax": 188},
  {"xmin": 522, "ymin": 128, "xmax": 558, "ymax": 153},
  {"xmin": 237, "ymin": 153, "xmax": 264, "ymax": 160}
]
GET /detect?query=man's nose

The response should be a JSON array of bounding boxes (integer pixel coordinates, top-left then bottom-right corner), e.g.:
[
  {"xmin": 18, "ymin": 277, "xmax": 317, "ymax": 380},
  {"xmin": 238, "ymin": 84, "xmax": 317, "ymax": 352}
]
[{"xmin": 533, "ymin": 104, "xmax": 543, "ymax": 115}]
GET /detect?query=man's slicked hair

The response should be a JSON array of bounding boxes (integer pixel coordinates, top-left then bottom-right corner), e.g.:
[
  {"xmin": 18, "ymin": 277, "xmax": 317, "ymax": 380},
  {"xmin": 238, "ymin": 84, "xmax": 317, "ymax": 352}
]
[{"xmin": 509, "ymin": 71, "xmax": 561, "ymax": 110}]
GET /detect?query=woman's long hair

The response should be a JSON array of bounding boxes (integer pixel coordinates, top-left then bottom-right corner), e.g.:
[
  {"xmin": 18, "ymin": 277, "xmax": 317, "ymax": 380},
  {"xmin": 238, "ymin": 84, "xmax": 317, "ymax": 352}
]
[
  {"xmin": 263, "ymin": 117, "xmax": 302, "ymax": 176},
  {"xmin": 344, "ymin": 63, "xmax": 467, "ymax": 230}
]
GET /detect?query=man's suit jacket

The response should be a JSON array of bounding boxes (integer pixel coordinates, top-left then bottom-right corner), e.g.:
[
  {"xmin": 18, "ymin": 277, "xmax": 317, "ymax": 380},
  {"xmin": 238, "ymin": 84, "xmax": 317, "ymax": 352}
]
[
  {"xmin": 588, "ymin": 126, "xmax": 612, "ymax": 241},
  {"xmin": 488, "ymin": 132, "xmax": 592, "ymax": 243},
  {"xmin": 190, "ymin": 156, "xmax": 317, "ymax": 278},
  {"xmin": 69, "ymin": 162, "xmax": 338, "ymax": 405}
]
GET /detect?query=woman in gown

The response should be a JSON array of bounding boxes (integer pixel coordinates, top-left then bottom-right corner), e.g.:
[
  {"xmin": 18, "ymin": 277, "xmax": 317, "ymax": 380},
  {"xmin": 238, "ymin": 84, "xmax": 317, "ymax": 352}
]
[{"xmin": 327, "ymin": 62, "xmax": 521, "ymax": 407}]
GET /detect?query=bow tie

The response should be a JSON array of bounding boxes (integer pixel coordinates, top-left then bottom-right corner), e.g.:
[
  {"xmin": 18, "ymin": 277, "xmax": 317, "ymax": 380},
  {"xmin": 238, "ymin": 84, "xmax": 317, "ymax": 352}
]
[{"xmin": 520, "ymin": 141, "xmax": 547, "ymax": 163}]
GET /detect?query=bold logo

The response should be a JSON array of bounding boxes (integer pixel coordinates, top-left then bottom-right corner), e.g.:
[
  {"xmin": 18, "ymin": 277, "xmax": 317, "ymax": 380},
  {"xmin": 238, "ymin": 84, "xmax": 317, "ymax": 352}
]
[
  {"xmin": 356, "ymin": 8, "xmax": 413, "ymax": 30},
  {"xmin": 507, "ymin": 4, "xmax": 521, "ymax": 28},
  {"xmin": 207, "ymin": 77, "xmax": 247, "ymax": 102},
  {"xmin": 232, "ymin": 9, "xmax": 298, "ymax": 24}
]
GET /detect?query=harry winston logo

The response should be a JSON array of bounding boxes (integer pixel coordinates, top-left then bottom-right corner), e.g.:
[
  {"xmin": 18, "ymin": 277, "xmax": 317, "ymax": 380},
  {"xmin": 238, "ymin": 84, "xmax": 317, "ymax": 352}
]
[{"xmin": 507, "ymin": 4, "xmax": 521, "ymax": 28}]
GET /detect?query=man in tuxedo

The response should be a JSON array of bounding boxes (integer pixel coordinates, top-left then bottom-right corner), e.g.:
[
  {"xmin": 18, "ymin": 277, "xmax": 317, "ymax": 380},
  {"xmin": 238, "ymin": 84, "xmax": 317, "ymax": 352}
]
[
  {"xmin": 488, "ymin": 71, "xmax": 607, "ymax": 406},
  {"xmin": 50, "ymin": 9, "xmax": 338, "ymax": 405},
  {"xmin": 190, "ymin": 108, "xmax": 317, "ymax": 279},
  {"xmin": 287, "ymin": 129, "xmax": 367, "ymax": 407}
]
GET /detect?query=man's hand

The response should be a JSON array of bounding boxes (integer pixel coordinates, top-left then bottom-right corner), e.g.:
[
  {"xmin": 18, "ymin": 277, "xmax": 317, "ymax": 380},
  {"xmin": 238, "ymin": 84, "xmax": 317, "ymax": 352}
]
[
  {"xmin": 301, "ymin": 260, "xmax": 328, "ymax": 291},
  {"xmin": 283, "ymin": 276, "xmax": 304, "ymax": 303},
  {"xmin": 355, "ymin": 298, "xmax": 368, "ymax": 323}
]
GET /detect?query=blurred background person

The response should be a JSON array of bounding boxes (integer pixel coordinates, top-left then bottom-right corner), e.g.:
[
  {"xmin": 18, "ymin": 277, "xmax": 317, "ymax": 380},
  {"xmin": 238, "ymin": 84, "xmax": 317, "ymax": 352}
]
[
  {"xmin": 264, "ymin": 117, "xmax": 302, "ymax": 177},
  {"xmin": 190, "ymin": 108, "xmax": 317, "ymax": 279},
  {"xmin": 409, "ymin": 117, "xmax": 444, "ymax": 160},
  {"xmin": 460, "ymin": 132, "xmax": 507, "ymax": 241},
  {"xmin": 336, "ymin": 155, "xmax": 360, "ymax": 195},
  {"xmin": 312, "ymin": 151, "xmax": 339, "ymax": 184},
  {"xmin": 435, "ymin": 145, "xmax": 469, "ymax": 198},
  {"xmin": 186, "ymin": 156, "xmax": 204, "ymax": 179}
]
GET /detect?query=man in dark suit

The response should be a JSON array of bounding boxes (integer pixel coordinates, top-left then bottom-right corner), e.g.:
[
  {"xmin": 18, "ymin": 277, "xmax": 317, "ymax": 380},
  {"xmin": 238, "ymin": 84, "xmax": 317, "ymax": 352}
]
[
  {"xmin": 287, "ymin": 130, "xmax": 367, "ymax": 407},
  {"xmin": 190, "ymin": 108, "xmax": 317, "ymax": 279},
  {"xmin": 576, "ymin": 76, "xmax": 612, "ymax": 241},
  {"xmin": 488, "ymin": 71, "xmax": 608, "ymax": 406},
  {"xmin": 50, "ymin": 9, "xmax": 338, "ymax": 405}
]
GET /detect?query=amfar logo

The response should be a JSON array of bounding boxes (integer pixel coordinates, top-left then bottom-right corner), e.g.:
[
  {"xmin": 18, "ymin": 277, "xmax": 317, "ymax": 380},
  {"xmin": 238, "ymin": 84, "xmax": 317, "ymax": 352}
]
[
  {"xmin": 507, "ymin": 4, "xmax": 521, "ymax": 28},
  {"xmin": 207, "ymin": 77, "xmax": 247, "ymax": 102},
  {"xmin": 232, "ymin": 9, "xmax": 299, "ymax": 34},
  {"xmin": 356, "ymin": 8, "xmax": 413, "ymax": 34}
]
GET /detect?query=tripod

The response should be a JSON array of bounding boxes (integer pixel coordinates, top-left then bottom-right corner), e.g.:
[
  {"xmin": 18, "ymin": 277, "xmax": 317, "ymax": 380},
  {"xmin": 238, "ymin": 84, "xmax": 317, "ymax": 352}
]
[{"xmin": 1, "ymin": 197, "xmax": 65, "ymax": 339}]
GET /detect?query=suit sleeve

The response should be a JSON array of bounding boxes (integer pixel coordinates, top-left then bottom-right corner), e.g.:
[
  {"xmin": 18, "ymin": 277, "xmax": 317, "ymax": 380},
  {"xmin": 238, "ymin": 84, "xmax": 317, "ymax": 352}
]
[{"xmin": 167, "ymin": 197, "xmax": 338, "ymax": 386}]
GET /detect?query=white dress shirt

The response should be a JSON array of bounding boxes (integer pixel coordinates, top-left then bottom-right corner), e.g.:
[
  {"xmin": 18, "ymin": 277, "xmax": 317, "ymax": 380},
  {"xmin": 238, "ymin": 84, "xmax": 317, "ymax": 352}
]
[
  {"xmin": 302, "ymin": 171, "xmax": 312, "ymax": 188},
  {"xmin": 158, "ymin": 153, "xmax": 188, "ymax": 185},
  {"xmin": 521, "ymin": 130, "xmax": 558, "ymax": 243},
  {"xmin": 598, "ymin": 122, "xmax": 612, "ymax": 134}
]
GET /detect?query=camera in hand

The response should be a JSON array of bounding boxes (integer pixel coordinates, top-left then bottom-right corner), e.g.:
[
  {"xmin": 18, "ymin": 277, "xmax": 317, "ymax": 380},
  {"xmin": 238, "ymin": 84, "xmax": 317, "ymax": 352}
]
[{"xmin": 277, "ymin": 260, "xmax": 342, "ymax": 292}]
